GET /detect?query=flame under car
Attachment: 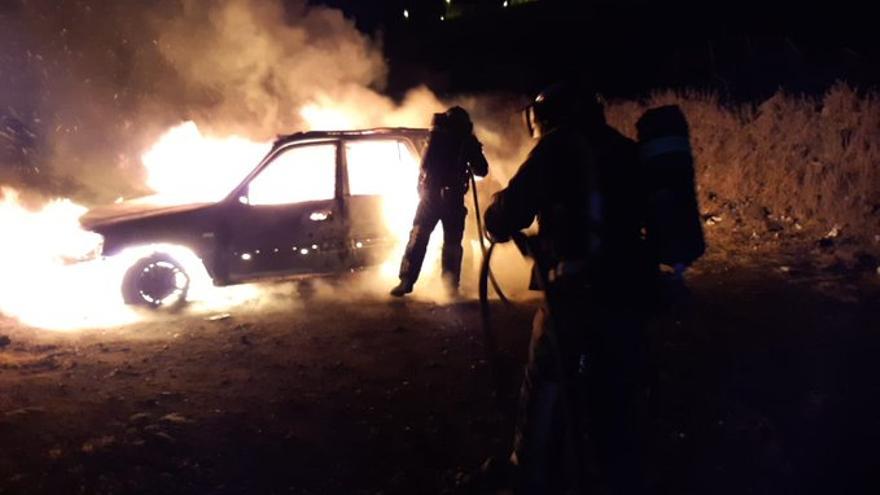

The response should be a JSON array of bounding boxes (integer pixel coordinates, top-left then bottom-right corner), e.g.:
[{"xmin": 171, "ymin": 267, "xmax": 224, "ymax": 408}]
[{"xmin": 80, "ymin": 128, "xmax": 429, "ymax": 307}]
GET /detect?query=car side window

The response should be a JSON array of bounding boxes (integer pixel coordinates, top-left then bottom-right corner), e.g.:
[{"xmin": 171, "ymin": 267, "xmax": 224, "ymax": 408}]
[
  {"xmin": 345, "ymin": 139, "xmax": 420, "ymax": 196},
  {"xmin": 248, "ymin": 143, "xmax": 336, "ymax": 205}
]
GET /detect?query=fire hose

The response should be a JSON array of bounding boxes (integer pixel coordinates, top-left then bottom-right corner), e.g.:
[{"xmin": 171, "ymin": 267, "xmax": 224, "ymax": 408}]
[
  {"xmin": 468, "ymin": 170, "xmax": 512, "ymax": 400},
  {"xmin": 468, "ymin": 172, "xmax": 509, "ymax": 305}
]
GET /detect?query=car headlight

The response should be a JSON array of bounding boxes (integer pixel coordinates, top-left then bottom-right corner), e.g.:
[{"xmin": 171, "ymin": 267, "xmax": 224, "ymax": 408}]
[{"xmin": 60, "ymin": 233, "xmax": 104, "ymax": 264}]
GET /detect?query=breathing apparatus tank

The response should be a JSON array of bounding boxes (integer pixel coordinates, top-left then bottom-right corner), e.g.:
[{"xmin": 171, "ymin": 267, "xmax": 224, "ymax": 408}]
[{"xmin": 636, "ymin": 105, "xmax": 705, "ymax": 269}]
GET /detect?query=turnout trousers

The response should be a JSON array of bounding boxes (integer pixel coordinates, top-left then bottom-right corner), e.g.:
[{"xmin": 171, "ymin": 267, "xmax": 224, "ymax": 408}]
[
  {"xmin": 398, "ymin": 190, "xmax": 467, "ymax": 288},
  {"xmin": 513, "ymin": 284, "xmax": 647, "ymax": 494}
]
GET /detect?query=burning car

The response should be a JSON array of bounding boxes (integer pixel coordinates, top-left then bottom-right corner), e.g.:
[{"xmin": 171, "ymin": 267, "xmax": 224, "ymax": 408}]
[{"xmin": 80, "ymin": 128, "xmax": 429, "ymax": 307}]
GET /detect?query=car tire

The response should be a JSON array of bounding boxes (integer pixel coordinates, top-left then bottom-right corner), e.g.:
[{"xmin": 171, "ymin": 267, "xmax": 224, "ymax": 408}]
[{"xmin": 122, "ymin": 253, "xmax": 190, "ymax": 308}]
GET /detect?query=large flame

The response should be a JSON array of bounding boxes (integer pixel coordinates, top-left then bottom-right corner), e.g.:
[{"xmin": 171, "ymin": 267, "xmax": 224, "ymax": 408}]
[
  {"xmin": 0, "ymin": 187, "xmax": 264, "ymax": 330},
  {"xmin": 0, "ymin": 188, "xmax": 138, "ymax": 330},
  {"xmin": 142, "ymin": 121, "xmax": 271, "ymax": 203}
]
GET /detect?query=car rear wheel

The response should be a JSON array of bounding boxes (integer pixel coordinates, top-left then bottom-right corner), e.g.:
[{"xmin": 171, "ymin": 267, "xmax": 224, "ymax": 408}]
[{"xmin": 122, "ymin": 254, "xmax": 190, "ymax": 308}]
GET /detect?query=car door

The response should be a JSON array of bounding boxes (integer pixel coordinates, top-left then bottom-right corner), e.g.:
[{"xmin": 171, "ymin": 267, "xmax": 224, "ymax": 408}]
[
  {"xmin": 222, "ymin": 141, "xmax": 348, "ymax": 280},
  {"xmin": 342, "ymin": 137, "xmax": 422, "ymax": 268}
]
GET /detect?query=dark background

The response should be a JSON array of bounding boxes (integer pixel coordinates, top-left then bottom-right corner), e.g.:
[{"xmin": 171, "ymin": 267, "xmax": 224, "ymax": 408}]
[{"xmin": 311, "ymin": 0, "xmax": 878, "ymax": 101}]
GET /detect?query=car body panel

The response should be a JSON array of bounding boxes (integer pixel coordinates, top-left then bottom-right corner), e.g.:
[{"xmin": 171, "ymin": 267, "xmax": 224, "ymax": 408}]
[
  {"xmin": 222, "ymin": 198, "xmax": 349, "ymax": 280},
  {"xmin": 80, "ymin": 197, "xmax": 215, "ymax": 232}
]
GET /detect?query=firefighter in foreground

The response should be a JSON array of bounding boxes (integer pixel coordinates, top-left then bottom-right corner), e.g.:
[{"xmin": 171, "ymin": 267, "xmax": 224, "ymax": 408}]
[
  {"xmin": 390, "ymin": 106, "xmax": 489, "ymax": 297},
  {"xmin": 483, "ymin": 83, "xmax": 657, "ymax": 493}
]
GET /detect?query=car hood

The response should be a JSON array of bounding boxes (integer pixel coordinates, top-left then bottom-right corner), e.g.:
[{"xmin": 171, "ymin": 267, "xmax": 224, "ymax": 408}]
[{"xmin": 80, "ymin": 195, "xmax": 215, "ymax": 231}]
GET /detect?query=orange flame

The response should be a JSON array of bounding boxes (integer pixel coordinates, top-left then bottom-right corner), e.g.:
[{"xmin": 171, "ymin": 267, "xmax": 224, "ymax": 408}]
[
  {"xmin": 0, "ymin": 187, "xmax": 139, "ymax": 330},
  {"xmin": 142, "ymin": 121, "xmax": 270, "ymax": 203}
]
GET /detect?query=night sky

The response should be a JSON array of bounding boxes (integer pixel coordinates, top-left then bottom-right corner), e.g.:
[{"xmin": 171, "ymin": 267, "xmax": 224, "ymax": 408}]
[{"xmin": 308, "ymin": 0, "xmax": 877, "ymax": 100}]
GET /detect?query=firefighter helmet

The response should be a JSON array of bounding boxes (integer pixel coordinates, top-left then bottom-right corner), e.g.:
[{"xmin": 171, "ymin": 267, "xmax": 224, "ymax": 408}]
[
  {"xmin": 525, "ymin": 82, "xmax": 604, "ymax": 137},
  {"xmin": 444, "ymin": 106, "xmax": 474, "ymax": 135}
]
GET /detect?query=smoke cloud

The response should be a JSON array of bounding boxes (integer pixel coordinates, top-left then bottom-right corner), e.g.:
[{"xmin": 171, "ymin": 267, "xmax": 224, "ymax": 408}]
[{"xmin": 0, "ymin": 0, "xmax": 527, "ymax": 203}]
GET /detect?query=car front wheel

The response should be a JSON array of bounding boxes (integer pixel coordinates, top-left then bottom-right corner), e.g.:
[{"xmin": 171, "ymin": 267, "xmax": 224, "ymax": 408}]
[{"xmin": 122, "ymin": 253, "xmax": 190, "ymax": 308}]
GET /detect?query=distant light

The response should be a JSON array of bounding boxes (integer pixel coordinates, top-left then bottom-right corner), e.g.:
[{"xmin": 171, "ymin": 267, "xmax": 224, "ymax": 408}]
[
  {"xmin": 446, "ymin": 0, "xmax": 451, "ymax": 4},
  {"xmin": 311, "ymin": 244, "xmax": 318, "ymax": 250},
  {"xmin": 241, "ymin": 253, "xmax": 252, "ymax": 261},
  {"xmin": 503, "ymin": 0, "xmax": 509, "ymax": 6},
  {"xmin": 309, "ymin": 211, "xmax": 329, "ymax": 221},
  {"xmin": 355, "ymin": 241, "xmax": 364, "ymax": 249},
  {"xmin": 440, "ymin": 15, "xmax": 445, "ymax": 21},
  {"xmin": 403, "ymin": 9, "xmax": 409, "ymax": 19},
  {"xmin": 300, "ymin": 248, "xmax": 309, "ymax": 255}
]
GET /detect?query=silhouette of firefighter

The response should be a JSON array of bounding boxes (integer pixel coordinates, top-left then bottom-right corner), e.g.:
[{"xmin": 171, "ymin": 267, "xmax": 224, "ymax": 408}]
[
  {"xmin": 391, "ymin": 106, "xmax": 489, "ymax": 297},
  {"xmin": 483, "ymin": 82, "xmax": 659, "ymax": 494}
]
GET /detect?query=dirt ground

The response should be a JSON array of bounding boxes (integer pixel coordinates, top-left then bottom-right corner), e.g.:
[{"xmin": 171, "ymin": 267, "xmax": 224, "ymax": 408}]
[{"xmin": 1, "ymin": 249, "xmax": 879, "ymax": 495}]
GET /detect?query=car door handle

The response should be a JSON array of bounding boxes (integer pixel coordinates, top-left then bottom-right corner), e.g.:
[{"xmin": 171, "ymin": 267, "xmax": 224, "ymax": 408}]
[{"xmin": 308, "ymin": 210, "xmax": 334, "ymax": 222}]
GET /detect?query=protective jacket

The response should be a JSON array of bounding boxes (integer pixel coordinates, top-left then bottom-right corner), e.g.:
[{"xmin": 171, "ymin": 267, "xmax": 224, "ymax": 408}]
[
  {"xmin": 485, "ymin": 123, "xmax": 653, "ymax": 292},
  {"xmin": 419, "ymin": 130, "xmax": 488, "ymax": 196}
]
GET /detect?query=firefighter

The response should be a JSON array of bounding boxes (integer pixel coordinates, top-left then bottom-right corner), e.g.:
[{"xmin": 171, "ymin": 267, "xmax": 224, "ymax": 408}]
[
  {"xmin": 390, "ymin": 106, "xmax": 489, "ymax": 297},
  {"xmin": 483, "ymin": 82, "xmax": 655, "ymax": 493}
]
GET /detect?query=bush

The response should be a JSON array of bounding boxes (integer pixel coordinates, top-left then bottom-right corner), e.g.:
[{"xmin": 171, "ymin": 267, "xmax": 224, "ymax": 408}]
[{"xmin": 605, "ymin": 83, "xmax": 880, "ymax": 248}]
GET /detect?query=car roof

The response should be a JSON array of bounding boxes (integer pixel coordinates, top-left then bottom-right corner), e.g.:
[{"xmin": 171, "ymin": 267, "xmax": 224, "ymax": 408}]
[{"xmin": 273, "ymin": 127, "xmax": 429, "ymax": 149}]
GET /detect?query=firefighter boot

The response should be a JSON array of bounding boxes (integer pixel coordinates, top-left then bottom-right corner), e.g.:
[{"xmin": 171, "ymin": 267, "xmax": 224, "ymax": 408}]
[
  {"xmin": 441, "ymin": 243, "xmax": 463, "ymax": 298},
  {"xmin": 390, "ymin": 278, "xmax": 415, "ymax": 297}
]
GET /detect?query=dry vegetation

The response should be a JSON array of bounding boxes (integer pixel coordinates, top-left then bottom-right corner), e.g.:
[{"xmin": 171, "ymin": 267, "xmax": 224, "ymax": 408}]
[{"xmin": 606, "ymin": 83, "xmax": 880, "ymax": 259}]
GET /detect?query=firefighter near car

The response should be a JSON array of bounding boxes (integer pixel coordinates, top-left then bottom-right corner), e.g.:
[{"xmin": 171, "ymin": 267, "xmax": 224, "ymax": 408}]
[
  {"xmin": 390, "ymin": 106, "xmax": 489, "ymax": 297},
  {"xmin": 483, "ymin": 82, "xmax": 659, "ymax": 493}
]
